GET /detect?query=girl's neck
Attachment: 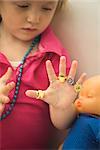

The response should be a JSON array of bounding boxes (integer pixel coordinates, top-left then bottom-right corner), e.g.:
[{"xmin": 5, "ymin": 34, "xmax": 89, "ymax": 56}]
[{"xmin": 0, "ymin": 24, "xmax": 38, "ymax": 61}]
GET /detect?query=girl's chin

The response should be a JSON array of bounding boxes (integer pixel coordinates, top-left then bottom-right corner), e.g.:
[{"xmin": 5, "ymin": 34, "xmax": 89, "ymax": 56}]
[
  {"xmin": 15, "ymin": 36, "xmax": 37, "ymax": 42},
  {"xmin": 14, "ymin": 32, "xmax": 39, "ymax": 42}
]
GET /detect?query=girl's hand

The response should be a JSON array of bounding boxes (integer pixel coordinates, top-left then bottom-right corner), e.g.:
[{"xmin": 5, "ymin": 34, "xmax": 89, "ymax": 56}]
[
  {"xmin": 26, "ymin": 56, "xmax": 86, "ymax": 109},
  {"xmin": 0, "ymin": 68, "xmax": 15, "ymax": 115}
]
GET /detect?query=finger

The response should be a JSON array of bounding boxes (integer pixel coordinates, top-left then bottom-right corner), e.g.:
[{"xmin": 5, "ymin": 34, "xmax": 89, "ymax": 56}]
[
  {"xmin": 68, "ymin": 60, "xmax": 78, "ymax": 79},
  {"xmin": 26, "ymin": 90, "xmax": 46, "ymax": 101},
  {"xmin": 0, "ymin": 104, "xmax": 5, "ymax": 116},
  {"xmin": 0, "ymin": 95, "xmax": 10, "ymax": 104},
  {"xmin": 0, "ymin": 68, "xmax": 12, "ymax": 84},
  {"xmin": 74, "ymin": 73, "xmax": 87, "ymax": 93},
  {"xmin": 26, "ymin": 90, "xmax": 38, "ymax": 99},
  {"xmin": 77, "ymin": 73, "xmax": 87, "ymax": 84},
  {"xmin": 59, "ymin": 56, "xmax": 66, "ymax": 76},
  {"xmin": 3, "ymin": 82, "xmax": 15, "ymax": 95},
  {"xmin": 46, "ymin": 60, "xmax": 57, "ymax": 83}
]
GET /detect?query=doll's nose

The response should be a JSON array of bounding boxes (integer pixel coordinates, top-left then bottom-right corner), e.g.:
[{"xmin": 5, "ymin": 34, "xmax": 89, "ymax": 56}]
[
  {"xmin": 75, "ymin": 100, "xmax": 82, "ymax": 108},
  {"xmin": 74, "ymin": 99, "xmax": 82, "ymax": 109},
  {"xmin": 78, "ymin": 96, "xmax": 84, "ymax": 101}
]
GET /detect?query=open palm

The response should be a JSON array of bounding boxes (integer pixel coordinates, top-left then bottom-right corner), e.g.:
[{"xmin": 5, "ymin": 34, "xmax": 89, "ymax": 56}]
[{"xmin": 26, "ymin": 56, "xmax": 86, "ymax": 109}]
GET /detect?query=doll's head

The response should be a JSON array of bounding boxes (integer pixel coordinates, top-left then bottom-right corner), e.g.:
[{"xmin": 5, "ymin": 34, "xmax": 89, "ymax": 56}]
[{"xmin": 74, "ymin": 75, "xmax": 100, "ymax": 116}]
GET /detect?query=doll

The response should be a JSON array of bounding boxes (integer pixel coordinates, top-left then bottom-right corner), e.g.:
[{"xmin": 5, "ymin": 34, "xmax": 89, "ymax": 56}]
[{"xmin": 63, "ymin": 75, "xmax": 100, "ymax": 149}]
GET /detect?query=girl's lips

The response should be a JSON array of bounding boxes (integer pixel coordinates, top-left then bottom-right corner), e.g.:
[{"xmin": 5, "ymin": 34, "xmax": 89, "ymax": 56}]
[{"xmin": 22, "ymin": 28, "xmax": 37, "ymax": 32}]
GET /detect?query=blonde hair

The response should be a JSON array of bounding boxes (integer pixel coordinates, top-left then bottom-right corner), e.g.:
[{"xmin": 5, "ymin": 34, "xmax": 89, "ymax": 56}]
[{"xmin": 57, "ymin": 0, "xmax": 67, "ymax": 11}]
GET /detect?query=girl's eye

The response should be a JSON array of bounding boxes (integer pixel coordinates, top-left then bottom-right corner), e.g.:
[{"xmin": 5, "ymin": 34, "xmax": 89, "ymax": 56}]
[
  {"xmin": 17, "ymin": 5, "xmax": 29, "ymax": 8},
  {"xmin": 42, "ymin": 7, "xmax": 52, "ymax": 11}
]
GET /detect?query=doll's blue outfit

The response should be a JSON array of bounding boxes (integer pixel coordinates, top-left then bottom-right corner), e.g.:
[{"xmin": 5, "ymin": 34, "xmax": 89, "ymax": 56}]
[{"xmin": 63, "ymin": 114, "xmax": 100, "ymax": 150}]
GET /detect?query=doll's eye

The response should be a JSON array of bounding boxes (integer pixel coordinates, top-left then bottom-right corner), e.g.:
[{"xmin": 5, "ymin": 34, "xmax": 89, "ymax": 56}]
[{"xmin": 87, "ymin": 93, "xmax": 93, "ymax": 98}]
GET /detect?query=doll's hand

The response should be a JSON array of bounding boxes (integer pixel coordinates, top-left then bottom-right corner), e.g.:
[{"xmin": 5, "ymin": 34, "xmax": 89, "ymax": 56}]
[
  {"xmin": 26, "ymin": 56, "xmax": 86, "ymax": 109},
  {"xmin": 0, "ymin": 68, "xmax": 15, "ymax": 115}
]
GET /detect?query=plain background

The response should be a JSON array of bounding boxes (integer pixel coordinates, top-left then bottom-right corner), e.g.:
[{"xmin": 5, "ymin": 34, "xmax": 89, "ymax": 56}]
[{"xmin": 52, "ymin": 0, "xmax": 99, "ymax": 78}]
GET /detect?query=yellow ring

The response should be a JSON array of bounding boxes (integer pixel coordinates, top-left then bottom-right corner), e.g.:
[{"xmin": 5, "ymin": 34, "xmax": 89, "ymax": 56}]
[
  {"xmin": 36, "ymin": 90, "xmax": 45, "ymax": 99},
  {"xmin": 74, "ymin": 83, "xmax": 82, "ymax": 93},
  {"xmin": 58, "ymin": 75, "xmax": 67, "ymax": 83},
  {"xmin": 0, "ymin": 100, "xmax": 3, "ymax": 104}
]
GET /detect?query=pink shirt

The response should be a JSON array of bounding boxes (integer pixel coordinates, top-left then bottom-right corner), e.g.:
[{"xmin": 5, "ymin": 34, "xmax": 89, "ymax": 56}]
[{"xmin": 0, "ymin": 26, "xmax": 71, "ymax": 149}]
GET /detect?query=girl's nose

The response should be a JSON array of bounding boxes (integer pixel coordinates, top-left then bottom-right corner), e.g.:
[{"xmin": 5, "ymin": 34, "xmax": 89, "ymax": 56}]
[{"xmin": 26, "ymin": 12, "xmax": 40, "ymax": 25}]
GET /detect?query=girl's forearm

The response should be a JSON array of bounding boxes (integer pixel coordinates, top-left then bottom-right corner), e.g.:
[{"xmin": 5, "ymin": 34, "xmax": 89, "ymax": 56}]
[{"xmin": 49, "ymin": 104, "xmax": 77, "ymax": 130}]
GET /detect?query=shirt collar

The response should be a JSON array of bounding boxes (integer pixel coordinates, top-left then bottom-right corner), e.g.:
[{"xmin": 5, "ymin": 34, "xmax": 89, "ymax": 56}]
[
  {"xmin": 39, "ymin": 26, "xmax": 63, "ymax": 56},
  {"xmin": 0, "ymin": 26, "xmax": 63, "ymax": 65}
]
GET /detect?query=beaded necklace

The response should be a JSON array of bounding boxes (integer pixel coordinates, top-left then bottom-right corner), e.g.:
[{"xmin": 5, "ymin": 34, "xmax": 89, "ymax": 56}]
[{"xmin": 0, "ymin": 35, "xmax": 41, "ymax": 121}]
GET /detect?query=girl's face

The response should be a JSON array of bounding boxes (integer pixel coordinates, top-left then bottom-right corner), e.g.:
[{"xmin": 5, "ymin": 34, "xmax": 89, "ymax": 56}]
[{"xmin": 0, "ymin": 0, "xmax": 58, "ymax": 41}]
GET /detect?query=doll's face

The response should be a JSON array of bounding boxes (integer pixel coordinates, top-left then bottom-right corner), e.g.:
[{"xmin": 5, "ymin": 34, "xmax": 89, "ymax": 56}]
[{"xmin": 74, "ymin": 76, "xmax": 100, "ymax": 116}]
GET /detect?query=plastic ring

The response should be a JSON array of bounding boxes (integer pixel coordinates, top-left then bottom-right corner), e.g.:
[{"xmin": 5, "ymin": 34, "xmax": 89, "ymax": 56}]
[
  {"xmin": 58, "ymin": 75, "xmax": 67, "ymax": 83},
  {"xmin": 74, "ymin": 83, "xmax": 82, "ymax": 93},
  {"xmin": 36, "ymin": 90, "xmax": 45, "ymax": 99},
  {"xmin": 67, "ymin": 77, "xmax": 75, "ymax": 85}
]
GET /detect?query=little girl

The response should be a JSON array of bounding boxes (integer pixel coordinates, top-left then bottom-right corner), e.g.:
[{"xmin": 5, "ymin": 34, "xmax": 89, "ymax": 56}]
[{"xmin": 0, "ymin": 0, "xmax": 86, "ymax": 149}]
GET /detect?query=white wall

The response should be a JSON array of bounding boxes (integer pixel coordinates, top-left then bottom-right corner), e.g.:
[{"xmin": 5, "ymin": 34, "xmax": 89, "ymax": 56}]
[{"xmin": 52, "ymin": 0, "xmax": 99, "ymax": 77}]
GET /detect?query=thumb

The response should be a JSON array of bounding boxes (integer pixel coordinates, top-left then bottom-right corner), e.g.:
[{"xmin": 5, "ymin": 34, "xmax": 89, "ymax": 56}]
[
  {"xmin": 26, "ymin": 90, "xmax": 55, "ymax": 106},
  {"xmin": 26, "ymin": 90, "xmax": 46, "ymax": 102},
  {"xmin": 25, "ymin": 90, "xmax": 37, "ymax": 99}
]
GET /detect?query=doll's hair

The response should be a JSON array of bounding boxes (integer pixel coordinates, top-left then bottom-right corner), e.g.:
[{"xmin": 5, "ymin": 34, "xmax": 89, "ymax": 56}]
[{"xmin": 0, "ymin": 0, "xmax": 67, "ymax": 22}]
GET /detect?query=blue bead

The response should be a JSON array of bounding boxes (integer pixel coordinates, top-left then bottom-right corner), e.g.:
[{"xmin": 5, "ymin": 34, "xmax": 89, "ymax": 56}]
[
  {"xmin": 15, "ymin": 90, "xmax": 18, "ymax": 94},
  {"xmin": 19, "ymin": 69, "xmax": 23, "ymax": 73},
  {"xmin": 11, "ymin": 103, "xmax": 14, "ymax": 107},
  {"xmin": 12, "ymin": 99, "xmax": 16, "ymax": 103},
  {"xmin": 15, "ymin": 86, "xmax": 19, "ymax": 90},
  {"xmin": 6, "ymin": 111, "xmax": 10, "ymax": 115},
  {"xmin": 16, "ymin": 82, "xmax": 20, "ymax": 86},
  {"xmin": 21, "ymin": 60, "xmax": 24, "ymax": 63},
  {"xmin": 20, "ymin": 64, "xmax": 23, "ymax": 68},
  {"xmin": 8, "ymin": 107, "xmax": 12, "ymax": 111},
  {"xmin": 19, "ymin": 73, "xmax": 22, "ymax": 77},
  {"xmin": 17, "ymin": 77, "xmax": 21, "ymax": 82},
  {"xmin": 2, "ymin": 114, "xmax": 6, "ymax": 119}
]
